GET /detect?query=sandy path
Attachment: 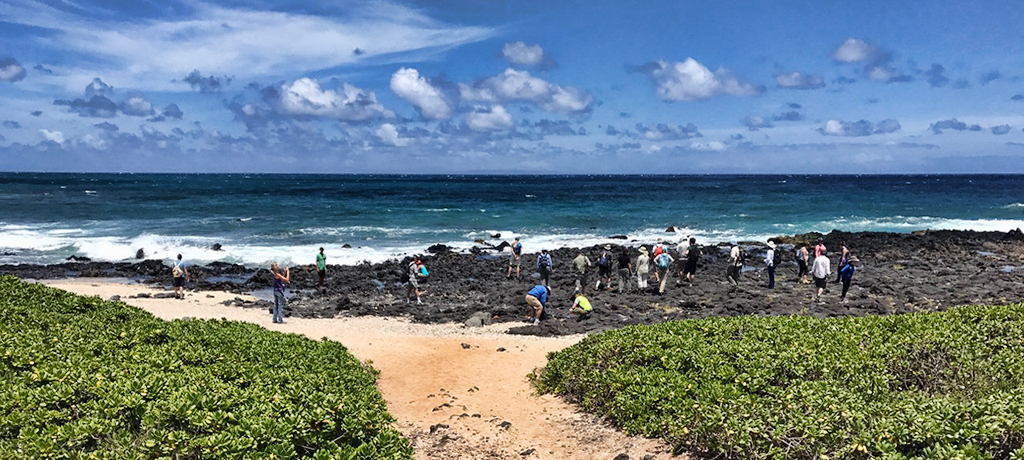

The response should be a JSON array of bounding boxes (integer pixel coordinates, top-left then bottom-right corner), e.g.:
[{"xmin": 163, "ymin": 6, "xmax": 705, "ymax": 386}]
[{"xmin": 41, "ymin": 280, "xmax": 676, "ymax": 460}]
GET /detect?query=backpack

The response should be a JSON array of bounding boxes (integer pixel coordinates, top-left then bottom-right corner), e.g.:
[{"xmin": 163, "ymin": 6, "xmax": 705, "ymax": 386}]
[
  {"xmin": 513, "ymin": 242, "xmax": 522, "ymax": 255},
  {"xmin": 539, "ymin": 254, "xmax": 552, "ymax": 268},
  {"xmin": 656, "ymin": 253, "xmax": 670, "ymax": 269},
  {"xmin": 172, "ymin": 261, "xmax": 183, "ymax": 278},
  {"xmin": 598, "ymin": 252, "xmax": 611, "ymax": 267},
  {"xmin": 794, "ymin": 248, "xmax": 804, "ymax": 263},
  {"xmin": 687, "ymin": 245, "xmax": 700, "ymax": 261},
  {"xmin": 772, "ymin": 249, "xmax": 781, "ymax": 267}
]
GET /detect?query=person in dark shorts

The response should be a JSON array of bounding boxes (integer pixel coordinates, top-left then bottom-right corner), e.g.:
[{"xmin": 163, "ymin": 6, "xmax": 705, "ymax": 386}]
[
  {"xmin": 596, "ymin": 245, "xmax": 613, "ymax": 290},
  {"xmin": 537, "ymin": 249, "xmax": 553, "ymax": 286},
  {"xmin": 797, "ymin": 244, "xmax": 810, "ymax": 284},
  {"xmin": 811, "ymin": 249, "xmax": 831, "ymax": 303},
  {"xmin": 171, "ymin": 254, "xmax": 190, "ymax": 300},
  {"xmin": 316, "ymin": 247, "xmax": 327, "ymax": 288},
  {"xmin": 683, "ymin": 237, "xmax": 700, "ymax": 285},
  {"xmin": 507, "ymin": 237, "xmax": 523, "ymax": 279},
  {"xmin": 616, "ymin": 249, "xmax": 633, "ymax": 293}
]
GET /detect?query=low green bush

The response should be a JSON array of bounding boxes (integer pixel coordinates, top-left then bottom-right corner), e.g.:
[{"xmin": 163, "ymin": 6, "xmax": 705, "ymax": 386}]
[
  {"xmin": 0, "ymin": 276, "xmax": 412, "ymax": 459},
  {"xmin": 531, "ymin": 303, "xmax": 1024, "ymax": 460}
]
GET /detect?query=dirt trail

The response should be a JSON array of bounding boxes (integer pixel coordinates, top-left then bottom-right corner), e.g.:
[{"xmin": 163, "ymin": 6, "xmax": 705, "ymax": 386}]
[{"xmin": 43, "ymin": 280, "xmax": 676, "ymax": 460}]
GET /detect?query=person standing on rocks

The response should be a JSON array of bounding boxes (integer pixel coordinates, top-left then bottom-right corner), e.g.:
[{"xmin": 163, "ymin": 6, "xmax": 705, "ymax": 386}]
[
  {"xmin": 507, "ymin": 237, "xmax": 523, "ymax": 279},
  {"xmin": 537, "ymin": 249, "xmax": 553, "ymax": 287},
  {"xmin": 835, "ymin": 241, "xmax": 850, "ymax": 283},
  {"xmin": 316, "ymin": 247, "xmax": 327, "ymax": 289},
  {"xmin": 270, "ymin": 262, "xmax": 289, "ymax": 323},
  {"xmin": 572, "ymin": 251, "xmax": 592, "ymax": 293},
  {"xmin": 811, "ymin": 249, "xmax": 831, "ymax": 303},
  {"xmin": 406, "ymin": 258, "xmax": 425, "ymax": 305},
  {"xmin": 839, "ymin": 255, "xmax": 858, "ymax": 302},
  {"xmin": 525, "ymin": 282, "xmax": 550, "ymax": 325},
  {"xmin": 655, "ymin": 249, "xmax": 674, "ymax": 295},
  {"xmin": 596, "ymin": 245, "xmax": 613, "ymax": 291},
  {"xmin": 815, "ymin": 238, "xmax": 827, "ymax": 258},
  {"xmin": 676, "ymin": 234, "xmax": 691, "ymax": 284},
  {"xmin": 635, "ymin": 246, "xmax": 651, "ymax": 291},
  {"xmin": 616, "ymin": 249, "xmax": 633, "ymax": 293},
  {"xmin": 797, "ymin": 244, "xmax": 810, "ymax": 284},
  {"xmin": 764, "ymin": 241, "xmax": 777, "ymax": 289},
  {"xmin": 171, "ymin": 254, "xmax": 190, "ymax": 300},
  {"xmin": 727, "ymin": 243, "xmax": 744, "ymax": 287},
  {"xmin": 683, "ymin": 237, "xmax": 701, "ymax": 285}
]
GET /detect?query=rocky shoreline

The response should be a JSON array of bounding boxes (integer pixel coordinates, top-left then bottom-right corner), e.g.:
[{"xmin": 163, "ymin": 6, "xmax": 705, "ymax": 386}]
[{"xmin": 4, "ymin": 229, "xmax": 1024, "ymax": 337}]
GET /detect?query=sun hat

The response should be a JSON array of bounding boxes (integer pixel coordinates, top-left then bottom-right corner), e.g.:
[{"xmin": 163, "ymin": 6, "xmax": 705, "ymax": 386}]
[
  {"xmin": 767, "ymin": 241, "xmax": 776, "ymax": 249},
  {"xmin": 604, "ymin": 244, "xmax": 611, "ymax": 250},
  {"xmin": 639, "ymin": 246, "xmax": 649, "ymax": 254}
]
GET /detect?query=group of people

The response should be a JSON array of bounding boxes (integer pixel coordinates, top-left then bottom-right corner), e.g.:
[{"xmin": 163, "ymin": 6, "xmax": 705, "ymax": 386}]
[{"xmin": 759, "ymin": 238, "xmax": 858, "ymax": 302}]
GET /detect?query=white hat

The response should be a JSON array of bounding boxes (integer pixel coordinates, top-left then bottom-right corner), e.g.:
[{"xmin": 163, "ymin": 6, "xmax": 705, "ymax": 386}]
[{"xmin": 767, "ymin": 241, "xmax": 776, "ymax": 249}]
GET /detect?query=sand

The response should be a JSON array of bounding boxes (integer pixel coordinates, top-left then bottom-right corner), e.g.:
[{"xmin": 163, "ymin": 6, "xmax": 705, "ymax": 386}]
[{"xmin": 41, "ymin": 279, "xmax": 677, "ymax": 460}]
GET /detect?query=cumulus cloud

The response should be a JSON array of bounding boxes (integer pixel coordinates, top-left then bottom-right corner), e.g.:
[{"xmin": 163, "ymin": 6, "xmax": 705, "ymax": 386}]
[
  {"xmin": 148, "ymin": 104, "xmax": 184, "ymax": 122},
  {"xmin": 390, "ymin": 68, "xmax": 452, "ymax": 120},
  {"xmin": 930, "ymin": 118, "xmax": 983, "ymax": 134},
  {"xmin": 991, "ymin": 125, "xmax": 1012, "ymax": 135},
  {"xmin": 635, "ymin": 58, "xmax": 763, "ymax": 102},
  {"xmin": 772, "ymin": 111, "xmax": 802, "ymax": 122},
  {"xmin": 832, "ymin": 38, "xmax": 874, "ymax": 62},
  {"xmin": 465, "ymin": 105, "xmax": 513, "ymax": 131},
  {"xmin": 85, "ymin": 78, "xmax": 114, "ymax": 98},
  {"xmin": 182, "ymin": 70, "xmax": 232, "ymax": 92},
  {"xmin": 376, "ymin": 123, "xmax": 409, "ymax": 146},
  {"xmin": 775, "ymin": 72, "xmax": 825, "ymax": 90},
  {"xmin": 94, "ymin": 122, "xmax": 119, "ymax": 131},
  {"xmin": 40, "ymin": 129, "xmax": 65, "ymax": 143},
  {"xmin": 501, "ymin": 41, "xmax": 555, "ymax": 69},
  {"xmin": 818, "ymin": 118, "xmax": 901, "ymax": 137},
  {"xmin": 119, "ymin": 94, "xmax": 156, "ymax": 117},
  {"xmin": 33, "ymin": 64, "xmax": 54, "ymax": 75},
  {"xmin": 690, "ymin": 141, "xmax": 726, "ymax": 151},
  {"xmin": 0, "ymin": 58, "xmax": 27, "ymax": 82},
  {"xmin": 743, "ymin": 115, "xmax": 773, "ymax": 131},
  {"xmin": 277, "ymin": 77, "xmax": 392, "ymax": 121},
  {"xmin": 532, "ymin": 119, "xmax": 584, "ymax": 136},
  {"xmin": 635, "ymin": 122, "xmax": 701, "ymax": 140},
  {"xmin": 54, "ymin": 95, "xmax": 118, "ymax": 118},
  {"xmin": 460, "ymin": 68, "xmax": 593, "ymax": 114},
  {"xmin": 925, "ymin": 64, "xmax": 949, "ymax": 88}
]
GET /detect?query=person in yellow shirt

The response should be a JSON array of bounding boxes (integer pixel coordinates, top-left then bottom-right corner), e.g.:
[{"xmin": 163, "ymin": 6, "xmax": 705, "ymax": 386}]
[{"xmin": 569, "ymin": 290, "xmax": 593, "ymax": 316}]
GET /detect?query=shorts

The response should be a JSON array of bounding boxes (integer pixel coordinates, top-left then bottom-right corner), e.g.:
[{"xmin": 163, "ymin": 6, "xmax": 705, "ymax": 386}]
[
  {"xmin": 814, "ymin": 276, "xmax": 827, "ymax": 289},
  {"xmin": 173, "ymin": 276, "xmax": 184, "ymax": 288},
  {"xmin": 683, "ymin": 259, "xmax": 698, "ymax": 275},
  {"xmin": 525, "ymin": 294, "xmax": 543, "ymax": 311},
  {"xmin": 317, "ymin": 268, "xmax": 326, "ymax": 278},
  {"xmin": 598, "ymin": 265, "xmax": 612, "ymax": 277},
  {"xmin": 509, "ymin": 254, "xmax": 521, "ymax": 267}
]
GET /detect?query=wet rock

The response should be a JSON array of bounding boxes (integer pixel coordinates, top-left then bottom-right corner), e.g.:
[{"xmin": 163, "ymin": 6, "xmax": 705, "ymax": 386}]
[
  {"xmin": 210, "ymin": 243, "xmax": 223, "ymax": 251},
  {"xmin": 135, "ymin": 248, "xmax": 145, "ymax": 259},
  {"xmin": 342, "ymin": 243, "xmax": 352, "ymax": 249},
  {"xmin": 65, "ymin": 255, "xmax": 91, "ymax": 262}
]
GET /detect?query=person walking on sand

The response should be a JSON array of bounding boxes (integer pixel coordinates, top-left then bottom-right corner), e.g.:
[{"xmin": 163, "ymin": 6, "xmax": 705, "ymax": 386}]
[
  {"xmin": 507, "ymin": 237, "xmax": 523, "ymax": 279},
  {"xmin": 796, "ymin": 243, "xmax": 810, "ymax": 284},
  {"xmin": 839, "ymin": 255, "xmax": 858, "ymax": 302},
  {"xmin": 525, "ymin": 282, "xmax": 549, "ymax": 325},
  {"xmin": 171, "ymin": 254, "xmax": 190, "ymax": 300},
  {"xmin": 569, "ymin": 290, "xmax": 593, "ymax": 317},
  {"xmin": 683, "ymin": 237, "xmax": 701, "ymax": 285},
  {"xmin": 270, "ymin": 262, "xmax": 289, "ymax": 323},
  {"xmin": 655, "ymin": 249, "xmax": 674, "ymax": 295},
  {"xmin": 316, "ymin": 247, "xmax": 327, "ymax": 289},
  {"xmin": 406, "ymin": 258, "xmax": 425, "ymax": 304},
  {"xmin": 764, "ymin": 241, "xmax": 777, "ymax": 289},
  {"xmin": 835, "ymin": 241, "xmax": 850, "ymax": 283},
  {"xmin": 727, "ymin": 242, "xmax": 744, "ymax": 287},
  {"xmin": 616, "ymin": 249, "xmax": 633, "ymax": 293},
  {"xmin": 572, "ymin": 251, "xmax": 592, "ymax": 293},
  {"xmin": 537, "ymin": 249, "xmax": 553, "ymax": 287},
  {"xmin": 811, "ymin": 249, "xmax": 831, "ymax": 303},
  {"xmin": 635, "ymin": 246, "xmax": 651, "ymax": 291}
]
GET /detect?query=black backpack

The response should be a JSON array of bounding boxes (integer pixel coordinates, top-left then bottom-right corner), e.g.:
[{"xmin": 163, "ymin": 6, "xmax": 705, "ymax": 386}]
[
  {"xmin": 598, "ymin": 252, "xmax": 611, "ymax": 267},
  {"xmin": 772, "ymin": 248, "xmax": 781, "ymax": 266}
]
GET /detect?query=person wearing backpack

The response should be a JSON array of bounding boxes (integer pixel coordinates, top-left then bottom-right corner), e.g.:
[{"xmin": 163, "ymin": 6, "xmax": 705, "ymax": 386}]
[
  {"xmin": 727, "ymin": 242, "xmax": 744, "ymax": 287},
  {"xmin": 655, "ymin": 250, "xmax": 674, "ymax": 295},
  {"xmin": 764, "ymin": 241, "xmax": 777, "ymax": 289},
  {"xmin": 507, "ymin": 237, "xmax": 523, "ymax": 279},
  {"xmin": 171, "ymin": 254, "xmax": 190, "ymax": 300},
  {"xmin": 405, "ymin": 258, "xmax": 425, "ymax": 305},
  {"xmin": 596, "ymin": 245, "xmax": 613, "ymax": 291},
  {"xmin": 683, "ymin": 237, "xmax": 701, "ymax": 285},
  {"xmin": 839, "ymin": 255, "xmax": 858, "ymax": 302},
  {"xmin": 537, "ymin": 249, "xmax": 553, "ymax": 286}
]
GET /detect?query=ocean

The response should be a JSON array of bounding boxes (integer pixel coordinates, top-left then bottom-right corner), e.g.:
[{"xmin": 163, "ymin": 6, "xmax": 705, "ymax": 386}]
[{"xmin": 1, "ymin": 173, "xmax": 1022, "ymax": 268}]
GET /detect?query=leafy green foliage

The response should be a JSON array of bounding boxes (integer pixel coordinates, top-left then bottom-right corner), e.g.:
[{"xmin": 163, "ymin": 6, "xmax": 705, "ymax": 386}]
[
  {"xmin": 531, "ymin": 303, "xmax": 1024, "ymax": 460},
  {"xmin": 0, "ymin": 276, "xmax": 412, "ymax": 459}
]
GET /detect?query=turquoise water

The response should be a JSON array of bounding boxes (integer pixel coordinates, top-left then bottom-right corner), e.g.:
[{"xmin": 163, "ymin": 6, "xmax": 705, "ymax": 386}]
[{"xmin": 1, "ymin": 173, "xmax": 1022, "ymax": 267}]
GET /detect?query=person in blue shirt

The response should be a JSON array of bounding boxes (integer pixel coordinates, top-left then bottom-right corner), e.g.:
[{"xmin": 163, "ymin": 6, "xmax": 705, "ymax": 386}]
[
  {"xmin": 840, "ymin": 256, "xmax": 858, "ymax": 302},
  {"xmin": 171, "ymin": 254, "xmax": 190, "ymax": 300},
  {"xmin": 525, "ymin": 283, "xmax": 550, "ymax": 325}
]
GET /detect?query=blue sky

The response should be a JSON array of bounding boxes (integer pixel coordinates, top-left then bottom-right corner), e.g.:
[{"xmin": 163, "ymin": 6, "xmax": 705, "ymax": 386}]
[{"xmin": 1, "ymin": 0, "xmax": 1023, "ymax": 173}]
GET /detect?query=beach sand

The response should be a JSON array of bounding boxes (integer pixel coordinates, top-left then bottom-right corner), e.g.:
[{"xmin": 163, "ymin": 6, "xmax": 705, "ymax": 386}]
[{"xmin": 42, "ymin": 279, "xmax": 676, "ymax": 460}]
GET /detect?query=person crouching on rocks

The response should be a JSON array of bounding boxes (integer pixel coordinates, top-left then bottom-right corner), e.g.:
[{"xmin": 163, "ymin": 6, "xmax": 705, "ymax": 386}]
[
  {"xmin": 569, "ymin": 290, "xmax": 592, "ymax": 318},
  {"xmin": 525, "ymin": 282, "xmax": 550, "ymax": 326},
  {"xmin": 270, "ymin": 262, "xmax": 289, "ymax": 324}
]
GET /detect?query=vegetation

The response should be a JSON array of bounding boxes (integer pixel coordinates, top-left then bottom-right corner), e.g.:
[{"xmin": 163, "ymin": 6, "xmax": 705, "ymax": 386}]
[
  {"xmin": 0, "ymin": 276, "xmax": 412, "ymax": 459},
  {"xmin": 531, "ymin": 303, "xmax": 1024, "ymax": 459}
]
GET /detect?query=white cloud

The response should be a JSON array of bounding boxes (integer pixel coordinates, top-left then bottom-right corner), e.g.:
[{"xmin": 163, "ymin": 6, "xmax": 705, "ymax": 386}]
[
  {"xmin": 823, "ymin": 119, "xmax": 845, "ymax": 136},
  {"xmin": 833, "ymin": 38, "xmax": 873, "ymax": 62},
  {"xmin": 278, "ymin": 78, "xmax": 392, "ymax": 121},
  {"xmin": 465, "ymin": 105, "xmax": 513, "ymax": 131},
  {"xmin": 459, "ymin": 68, "xmax": 593, "ymax": 114},
  {"xmin": 390, "ymin": 68, "xmax": 452, "ymax": 120},
  {"xmin": 7, "ymin": 0, "xmax": 493, "ymax": 90},
  {"xmin": 40, "ymin": 129, "xmax": 65, "ymax": 143},
  {"xmin": 502, "ymin": 41, "xmax": 544, "ymax": 66},
  {"xmin": 641, "ymin": 59, "xmax": 763, "ymax": 102},
  {"xmin": 775, "ymin": 72, "xmax": 825, "ymax": 89},
  {"xmin": 690, "ymin": 141, "xmax": 726, "ymax": 151},
  {"xmin": 0, "ymin": 58, "xmax": 27, "ymax": 82},
  {"xmin": 120, "ymin": 94, "xmax": 155, "ymax": 116},
  {"xmin": 376, "ymin": 123, "xmax": 409, "ymax": 146}
]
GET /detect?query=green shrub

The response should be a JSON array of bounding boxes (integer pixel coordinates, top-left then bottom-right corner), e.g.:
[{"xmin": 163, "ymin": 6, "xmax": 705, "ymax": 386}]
[
  {"xmin": 531, "ymin": 303, "xmax": 1024, "ymax": 460},
  {"xmin": 0, "ymin": 276, "xmax": 412, "ymax": 459}
]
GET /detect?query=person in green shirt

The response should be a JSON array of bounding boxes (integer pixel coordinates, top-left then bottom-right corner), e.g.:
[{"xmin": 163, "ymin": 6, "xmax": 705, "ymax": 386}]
[{"xmin": 316, "ymin": 247, "xmax": 327, "ymax": 288}]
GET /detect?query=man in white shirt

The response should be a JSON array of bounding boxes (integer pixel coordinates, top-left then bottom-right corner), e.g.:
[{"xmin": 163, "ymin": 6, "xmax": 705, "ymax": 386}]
[{"xmin": 811, "ymin": 249, "xmax": 831, "ymax": 302}]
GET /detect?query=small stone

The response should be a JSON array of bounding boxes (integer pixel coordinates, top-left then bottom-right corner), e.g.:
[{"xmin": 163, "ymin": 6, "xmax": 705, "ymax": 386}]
[
  {"xmin": 496, "ymin": 347, "xmax": 506, "ymax": 352},
  {"xmin": 520, "ymin": 448, "xmax": 535, "ymax": 456},
  {"xmin": 461, "ymin": 343, "xmax": 471, "ymax": 349}
]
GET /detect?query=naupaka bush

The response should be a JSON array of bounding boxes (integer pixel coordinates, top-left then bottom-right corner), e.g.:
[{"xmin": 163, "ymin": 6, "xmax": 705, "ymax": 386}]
[{"xmin": 531, "ymin": 303, "xmax": 1024, "ymax": 460}]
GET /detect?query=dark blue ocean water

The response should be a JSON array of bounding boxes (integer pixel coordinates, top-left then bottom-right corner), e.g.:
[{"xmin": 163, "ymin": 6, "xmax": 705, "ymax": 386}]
[{"xmin": 1, "ymin": 173, "xmax": 1022, "ymax": 267}]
